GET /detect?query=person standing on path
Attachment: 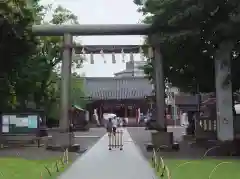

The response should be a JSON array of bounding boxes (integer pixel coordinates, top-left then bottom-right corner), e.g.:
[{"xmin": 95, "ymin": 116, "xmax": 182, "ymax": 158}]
[
  {"xmin": 93, "ymin": 109, "xmax": 100, "ymax": 126},
  {"xmin": 112, "ymin": 117, "xmax": 118, "ymax": 135},
  {"xmin": 106, "ymin": 118, "xmax": 113, "ymax": 135},
  {"xmin": 180, "ymin": 111, "xmax": 188, "ymax": 126}
]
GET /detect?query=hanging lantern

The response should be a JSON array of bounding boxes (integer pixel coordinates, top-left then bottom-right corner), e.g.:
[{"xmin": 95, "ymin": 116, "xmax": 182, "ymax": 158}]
[
  {"xmin": 148, "ymin": 47, "xmax": 153, "ymax": 58},
  {"xmin": 130, "ymin": 52, "xmax": 134, "ymax": 63},
  {"xmin": 72, "ymin": 47, "xmax": 76, "ymax": 56},
  {"xmin": 112, "ymin": 52, "xmax": 116, "ymax": 64},
  {"xmin": 77, "ymin": 56, "xmax": 81, "ymax": 65},
  {"xmin": 82, "ymin": 47, "xmax": 86, "ymax": 60},
  {"xmin": 100, "ymin": 49, "xmax": 106, "ymax": 63},
  {"xmin": 72, "ymin": 48, "xmax": 81, "ymax": 65},
  {"xmin": 139, "ymin": 47, "xmax": 145, "ymax": 61},
  {"xmin": 121, "ymin": 49, "xmax": 125, "ymax": 63},
  {"xmin": 72, "ymin": 48, "xmax": 77, "ymax": 60},
  {"xmin": 90, "ymin": 53, "xmax": 94, "ymax": 64},
  {"xmin": 100, "ymin": 49, "xmax": 104, "ymax": 58}
]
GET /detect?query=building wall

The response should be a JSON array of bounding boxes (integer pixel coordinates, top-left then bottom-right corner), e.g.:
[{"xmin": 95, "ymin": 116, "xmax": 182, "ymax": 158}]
[
  {"xmin": 114, "ymin": 71, "xmax": 144, "ymax": 77},
  {"xmin": 114, "ymin": 61, "xmax": 146, "ymax": 77}
]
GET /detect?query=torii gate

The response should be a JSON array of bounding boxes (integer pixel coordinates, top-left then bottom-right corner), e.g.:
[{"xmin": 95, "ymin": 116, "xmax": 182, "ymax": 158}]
[
  {"xmin": 32, "ymin": 24, "xmax": 167, "ymax": 147},
  {"xmin": 32, "ymin": 24, "xmax": 235, "ymax": 148}
]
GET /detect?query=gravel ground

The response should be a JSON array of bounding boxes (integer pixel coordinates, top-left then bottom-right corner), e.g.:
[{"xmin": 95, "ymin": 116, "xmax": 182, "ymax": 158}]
[
  {"xmin": 127, "ymin": 127, "xmax": 153, "ymax": 159},
  {"xmin": 2, "ymin": 127, "xmax": 238, "ymax": 162},
  {"xmin": 74, "ymin": 127, "xmax": 106, "ymax": 152},
  {"xmin": 0, "ymin": 128, "xmax": 106, "ymax": 161}
]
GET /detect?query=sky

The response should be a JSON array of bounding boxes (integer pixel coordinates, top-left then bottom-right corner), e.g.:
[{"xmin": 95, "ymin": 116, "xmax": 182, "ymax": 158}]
[{"xmin": 40, "ymin": 0, "xmax": 145, "ymax": 77}]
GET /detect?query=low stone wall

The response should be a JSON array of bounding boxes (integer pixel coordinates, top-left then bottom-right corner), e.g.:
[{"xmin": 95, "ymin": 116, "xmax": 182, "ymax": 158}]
[
  {"xmin": 166, "ymin": 119, "xmax": 180, "ymax": 126},
  {"xmin": 0, "ymin": 134, "xmax": 41, "ymax": 147}
]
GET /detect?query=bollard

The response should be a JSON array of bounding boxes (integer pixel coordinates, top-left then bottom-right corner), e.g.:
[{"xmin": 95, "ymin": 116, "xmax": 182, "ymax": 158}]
[
  {"xmin": 63, "ymin": 151, "xmax": 66, "ymax": 164},
  {"xmin": 115, "ymin": 132, "xmax": 117, "ymax": 147},
  {"xmin": 152, "ymin": 149, "xmax": 157, "ymax": 168},
  {"xmin": 66, "ymin": 149, "xmax": 69, "ymax": 164},
  {"xmin": 108, "ymin": 132, "xmax": 111, "ymax": 150},
  {"xmin": 44, "ymin": 166, "xmax": 52, "ymax": 176},
  {"xmin": 120, "ymin": 130, "xmax": 123, "ymax": 150},
  {"xmin": 55, "ymin": 162, "xmax": 59, "ymax": 172},
  {"xmin": 160, "ymin": 166, "xmax": 165, "ymax": 178},
  {"xmin": 166, "ymin": 166, "xmax": 171, "ymax": 179}
]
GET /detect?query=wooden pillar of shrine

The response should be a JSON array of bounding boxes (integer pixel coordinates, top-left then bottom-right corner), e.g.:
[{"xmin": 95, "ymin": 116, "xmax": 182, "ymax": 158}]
[
  {"xmin": 99, "ymin": 104, "xmax": 103, "ymax": 124},
  {"xmin": 124, "ymin": 105, "xmax": 127, "ymax": 117}
]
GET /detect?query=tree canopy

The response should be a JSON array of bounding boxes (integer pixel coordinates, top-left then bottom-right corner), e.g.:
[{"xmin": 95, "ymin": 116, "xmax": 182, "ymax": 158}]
[
  {"xmin": 0, "ymin": 0, "xmax": 38, "ymax": 109},
  {"xmin": 0, "ymin": 0, "xmax": 86, "ymax": 121},
  {"xmin": 135, "ymin": 0, "xmax": 240, "ymax": 93}
]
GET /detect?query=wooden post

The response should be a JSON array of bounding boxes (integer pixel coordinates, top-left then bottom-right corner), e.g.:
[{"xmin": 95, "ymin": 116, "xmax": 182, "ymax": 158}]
[
  {"xmin": 124, "ymin": 105, "xmax": 127, "ymax": 117},
  {"xmin": 66, "ymin": 148, "xmax": 69, "ymax": 164},
  {"xmin": 99, "ymin": 105, "xmax": 102, "ymax": 124}
]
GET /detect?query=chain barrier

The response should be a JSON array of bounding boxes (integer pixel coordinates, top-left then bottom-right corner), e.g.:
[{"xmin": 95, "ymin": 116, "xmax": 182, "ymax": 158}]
[
  {"xmin": 41, "ymin": 148, "xmax": 69, "ymax": 178},
  {"xmin": 151, "ymin": 145, "xmax": 236, "ymax": 179},
  {"xmin": 151, "ymin": 148, "xmax": 171, "ymax": 179}
]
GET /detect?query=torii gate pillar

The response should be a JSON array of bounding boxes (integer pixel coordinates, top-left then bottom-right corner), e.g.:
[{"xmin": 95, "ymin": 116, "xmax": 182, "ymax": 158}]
[
  {"xmin": 59, "ymin": 33, "xmax": 73, "ymax": 131},
  {"xmin": 151, "ymin": 35, "xmax": 166, "ymax": 130},
  {"xmin": 215, "ymin": 41, "xmax": 234, "ymax": 141}
]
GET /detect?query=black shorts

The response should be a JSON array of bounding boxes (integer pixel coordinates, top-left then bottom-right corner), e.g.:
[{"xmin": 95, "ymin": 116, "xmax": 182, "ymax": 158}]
[
  {"xmin": 107, "ymin": 127, "xmax": 112, "ymax": 133},
  {"xmin": 112, "ymin": 127, "xmax": 116, "ymax": 133}
]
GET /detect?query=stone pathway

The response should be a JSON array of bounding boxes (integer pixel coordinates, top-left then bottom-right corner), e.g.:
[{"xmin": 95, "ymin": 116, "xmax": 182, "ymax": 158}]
[{"xmin": 58, "ymin": 128, "xmax": 157, "ymax": 179}]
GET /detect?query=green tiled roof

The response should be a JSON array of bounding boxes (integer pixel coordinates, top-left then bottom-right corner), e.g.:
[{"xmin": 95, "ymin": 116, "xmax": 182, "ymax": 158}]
[{"xmin": 83, "ymin": 77, "xmax": 153, "ymax": 100}]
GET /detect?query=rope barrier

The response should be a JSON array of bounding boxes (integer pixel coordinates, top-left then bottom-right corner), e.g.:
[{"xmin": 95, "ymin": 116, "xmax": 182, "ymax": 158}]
[
  {"xmin": 151, "ymin": 148, "xmax": 171, "ymax": 179},
  {"xmin": 41, "ymin": 148, "xmax": 69, "ymax": 178}
]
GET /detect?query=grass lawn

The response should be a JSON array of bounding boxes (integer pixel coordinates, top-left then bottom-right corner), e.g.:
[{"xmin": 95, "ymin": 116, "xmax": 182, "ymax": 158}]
[
  {"xmin": 0, "ymin": 157, "xmax": 69, "ymax": 179},
  {"xmin": 154, "ymin": 159, "xmax": 240, "ymax": 179}
]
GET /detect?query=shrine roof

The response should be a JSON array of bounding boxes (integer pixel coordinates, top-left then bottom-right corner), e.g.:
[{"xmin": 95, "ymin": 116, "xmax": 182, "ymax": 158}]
[{"xmin": 83, "ymin": 77, "xmax": 153, "ymax": 100}]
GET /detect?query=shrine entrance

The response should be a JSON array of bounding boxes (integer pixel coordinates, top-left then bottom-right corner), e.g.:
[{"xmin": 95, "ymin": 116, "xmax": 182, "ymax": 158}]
[
  {"xmin": 113, "ymin": 106, "xmax": 125, "ymax": 117},
  {"xmin": 32, "ymin": 24, "xmax": 166, "ymax": 147},
  {"xmin": 102, "ymin": 105, "xmax": 126, "ymax": 118},
  {"xmin": 76, "ymin": 44, "xmax": 155, "ymax": 124},
  {"xmin": 87, "ymin": 98, "xmax": 150, "ymax": 124}
]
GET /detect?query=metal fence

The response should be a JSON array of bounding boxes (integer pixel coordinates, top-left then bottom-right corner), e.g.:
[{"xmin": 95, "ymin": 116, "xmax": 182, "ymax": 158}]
[{"xmin": 108, "ymin": 130, "xmax": 123, "ymax": 150}]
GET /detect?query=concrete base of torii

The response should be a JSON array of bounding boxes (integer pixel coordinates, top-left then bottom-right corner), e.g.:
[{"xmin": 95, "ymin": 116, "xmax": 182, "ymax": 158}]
[
  {"xmin": 151, "ymin": 130, "xmax": 174, "ymax": 148},
  {"xmin": 45, "ymin": 129, "xmax": 80, "ymax": 152},
  {"xmin": 148, "ymin": 114, "xmax": 174, "ymax": 150}
]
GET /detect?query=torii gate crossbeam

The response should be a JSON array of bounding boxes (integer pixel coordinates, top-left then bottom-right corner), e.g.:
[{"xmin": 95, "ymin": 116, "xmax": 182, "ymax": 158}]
[{"xmin": 32, "ymin": 24, "xmax": 150, "ymax": 36}]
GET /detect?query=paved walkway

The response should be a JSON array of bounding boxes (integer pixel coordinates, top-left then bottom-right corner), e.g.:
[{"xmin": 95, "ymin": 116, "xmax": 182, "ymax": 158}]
[{"xmin": 58, "ymin": 128, "xmax": 158, "ymax": 179}]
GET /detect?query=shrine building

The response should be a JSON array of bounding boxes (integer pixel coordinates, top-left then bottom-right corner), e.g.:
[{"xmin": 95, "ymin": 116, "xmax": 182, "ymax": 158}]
[{"xmin": 83, "ymin": 61, "xmax": 153, "ymax": 125}]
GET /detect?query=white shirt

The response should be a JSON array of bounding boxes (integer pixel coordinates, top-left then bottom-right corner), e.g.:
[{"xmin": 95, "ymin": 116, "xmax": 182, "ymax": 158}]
[
  {"xmin": 112, "ymin": 118, "xmax": 118, "ymax": 127},
  {"xmin": 180, "ymin": 113, "xmax": 188, "ymax": 126}
]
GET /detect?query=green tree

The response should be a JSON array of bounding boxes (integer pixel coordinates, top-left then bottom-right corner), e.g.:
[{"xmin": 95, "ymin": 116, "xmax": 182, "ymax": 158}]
[
  {"xmin": 0, "ymin": 0, "xmax": 38, "ymax": 109},
  {"xmin": 135, "ymin": 0, "xmax": 240, "ymax": 93},
  {"xmin": 1, "ymin": 1, "xmax": 85, "ymax": 120},
  {"xmin": 71, "ymin": 72, "xmax": 86, "ymax": 108},
  {"xmin": 31, "ymin": 4, "xmax": 85, "ymax": 119},
  {"xmin": 47, "ymin": 72, "xmax": 87, "ymax": 120}
]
